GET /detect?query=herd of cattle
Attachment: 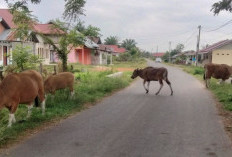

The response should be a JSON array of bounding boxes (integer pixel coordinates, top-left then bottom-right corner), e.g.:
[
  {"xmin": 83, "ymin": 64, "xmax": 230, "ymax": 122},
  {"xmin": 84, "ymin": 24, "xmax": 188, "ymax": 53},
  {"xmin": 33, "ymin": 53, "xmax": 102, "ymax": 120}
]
[
  {"xmin": 0, "ymin": 70, "xmax": 74, "ymax": 127},
  {"xmin": 0, "ymin": 63, "xmax": 231, "ymax": 127}
]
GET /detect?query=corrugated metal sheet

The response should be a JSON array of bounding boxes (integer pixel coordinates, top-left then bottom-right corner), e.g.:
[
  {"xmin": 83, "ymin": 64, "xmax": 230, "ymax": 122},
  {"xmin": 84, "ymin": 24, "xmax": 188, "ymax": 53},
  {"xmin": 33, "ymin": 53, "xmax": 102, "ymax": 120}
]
[
  {"xmin": 84, "ymin": 37, "xmax": 99, "ymax": 49},
  {"xmin": 199, "ymin": 40, "xmax": 232, "ymax": 53},
  {"xmin": 0, "ymin": 29, "xmax": 13, "ymax": 40}
]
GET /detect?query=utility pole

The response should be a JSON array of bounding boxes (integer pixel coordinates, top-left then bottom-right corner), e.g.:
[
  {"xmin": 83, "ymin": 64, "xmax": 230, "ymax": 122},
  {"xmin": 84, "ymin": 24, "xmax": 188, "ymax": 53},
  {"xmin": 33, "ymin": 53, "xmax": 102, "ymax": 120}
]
[
  {"xmin": 156, "ymin": 45, "xmax": 158, "ymax": 53},
  {"xmin": 195, "ymin": 25, "xmax": 201, "ymax": 66},
  {"xmin": 169, "ymin": 41, "xmax": 171, "ymax": 62}
]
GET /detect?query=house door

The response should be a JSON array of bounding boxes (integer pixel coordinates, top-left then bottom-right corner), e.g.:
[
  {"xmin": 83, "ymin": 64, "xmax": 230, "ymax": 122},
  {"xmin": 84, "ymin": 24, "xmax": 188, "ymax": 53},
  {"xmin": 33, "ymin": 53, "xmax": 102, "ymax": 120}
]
[
  {"xmin": 77, "ymin": 49, "xmax": 83, "ymax": 64},
  {"xmin": 3, "ymin": 46, "xmax": 7, "ymax": 66}
]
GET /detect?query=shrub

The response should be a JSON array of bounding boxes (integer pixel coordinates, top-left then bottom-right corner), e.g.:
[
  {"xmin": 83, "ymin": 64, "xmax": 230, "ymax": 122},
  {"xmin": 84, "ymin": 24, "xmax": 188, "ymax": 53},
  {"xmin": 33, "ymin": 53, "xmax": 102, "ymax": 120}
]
[{"xmin": 12, "ymin": 45, "xmax": 42, "ymax": 71}]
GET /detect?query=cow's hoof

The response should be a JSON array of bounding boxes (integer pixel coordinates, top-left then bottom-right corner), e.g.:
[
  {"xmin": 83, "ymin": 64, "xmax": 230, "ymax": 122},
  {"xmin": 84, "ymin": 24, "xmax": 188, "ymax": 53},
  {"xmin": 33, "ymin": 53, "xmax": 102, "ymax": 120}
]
[{"xmin": 146, "ymin": 90, "xmax": 149, "ymax": 94}]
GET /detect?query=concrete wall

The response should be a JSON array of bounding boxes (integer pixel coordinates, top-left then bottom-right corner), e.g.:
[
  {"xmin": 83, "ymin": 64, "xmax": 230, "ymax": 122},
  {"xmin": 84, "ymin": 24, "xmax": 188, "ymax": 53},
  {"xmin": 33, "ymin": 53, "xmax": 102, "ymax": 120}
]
[
  {"xmin": 212, "ymin": 44, "xmax": 232, "ymax": 66},
  {"xmin": 68, "ymin": 48, "xmax": 79, "ymax": 63}
]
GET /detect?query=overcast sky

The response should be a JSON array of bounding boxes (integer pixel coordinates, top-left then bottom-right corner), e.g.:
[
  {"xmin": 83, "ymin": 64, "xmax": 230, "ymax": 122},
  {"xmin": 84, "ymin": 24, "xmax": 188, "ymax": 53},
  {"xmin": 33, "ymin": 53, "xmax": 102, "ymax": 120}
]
[{"xmin": 1, "ymin": 0, "xmax": 232, "ymax": 52}]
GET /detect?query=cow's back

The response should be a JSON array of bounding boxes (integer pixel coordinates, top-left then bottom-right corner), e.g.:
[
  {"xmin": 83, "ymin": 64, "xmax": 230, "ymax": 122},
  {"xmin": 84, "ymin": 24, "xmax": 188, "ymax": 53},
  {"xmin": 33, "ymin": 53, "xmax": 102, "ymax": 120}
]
[
  {"xmin": 144, "ymin": 67, "xmax": 167, "ymax": 80},
  {"xmin": 1, "ymin": 70, "xmax": 42, "ymax": 103}
]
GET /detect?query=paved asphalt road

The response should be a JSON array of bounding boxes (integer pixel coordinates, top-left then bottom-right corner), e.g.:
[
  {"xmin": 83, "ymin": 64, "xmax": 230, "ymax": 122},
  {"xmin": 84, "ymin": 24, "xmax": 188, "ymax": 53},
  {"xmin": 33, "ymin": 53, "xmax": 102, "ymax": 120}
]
[{"xmin": 1, "ymin": 61, "xmax": 232, "ymax": 157}]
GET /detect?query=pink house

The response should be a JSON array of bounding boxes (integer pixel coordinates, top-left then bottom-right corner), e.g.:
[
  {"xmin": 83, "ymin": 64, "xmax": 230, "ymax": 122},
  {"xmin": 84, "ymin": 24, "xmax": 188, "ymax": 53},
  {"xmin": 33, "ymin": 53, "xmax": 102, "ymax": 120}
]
[{"xmin": 68, "ymin": 37, "xmax": 99, "ymax": 65}]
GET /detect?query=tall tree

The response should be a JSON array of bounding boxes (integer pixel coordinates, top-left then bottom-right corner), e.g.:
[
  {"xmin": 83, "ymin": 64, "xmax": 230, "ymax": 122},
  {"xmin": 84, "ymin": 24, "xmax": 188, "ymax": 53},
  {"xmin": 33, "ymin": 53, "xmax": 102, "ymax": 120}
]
[
  {"xmin": 5, "ymin": 0, "xmax": 86, "ymax": 22},
  {"xmin": 175, "ymin": 43, "xmax": 184, "ymax": 53},
  {"xmin": 211, "ymin": 0, "xmax": 232, "ymax": 15},
  {"xmin": 5, "ymin": 0, "xmax": 86, "ymax": 71},
  {"xmin": 170, "ymin": 43, "xmax": 184, "ymax": 57},
  {"xmin": 11, "ymin": 9, "xmax": 37, "ymax": 41},
  {"xmin": 121, "ymin": 39, "xmax": 137, "ymax": 51},
  {"xmin": 104, "ymin": 36, "xmax": 119, "ymax": 45},
  {"xmin": 41, "ymin": 20, "xmax": 85, "ymax": 71},
  {"xmin": 75, "ymin": 21, "xmax": 101, "ymax": 37}
]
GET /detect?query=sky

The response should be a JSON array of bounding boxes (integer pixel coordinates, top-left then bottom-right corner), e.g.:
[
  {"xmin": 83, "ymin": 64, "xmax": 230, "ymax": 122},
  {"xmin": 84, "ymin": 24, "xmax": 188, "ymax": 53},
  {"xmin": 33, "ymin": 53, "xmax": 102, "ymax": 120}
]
[{"xmin": 1, "ymin": 0, "xmax": 232, "ymax": 52}]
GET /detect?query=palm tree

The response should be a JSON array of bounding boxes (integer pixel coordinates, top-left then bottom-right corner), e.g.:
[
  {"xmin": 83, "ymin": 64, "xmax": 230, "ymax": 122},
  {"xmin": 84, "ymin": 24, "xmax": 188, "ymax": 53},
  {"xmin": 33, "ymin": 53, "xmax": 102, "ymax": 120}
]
[
  {"xmin": 104, "ymin": 36, "xmax": 119, "ymax": 45},
  {"xmin": 121, "ymin": 39, "xmax": 137, "ymax": 51}
]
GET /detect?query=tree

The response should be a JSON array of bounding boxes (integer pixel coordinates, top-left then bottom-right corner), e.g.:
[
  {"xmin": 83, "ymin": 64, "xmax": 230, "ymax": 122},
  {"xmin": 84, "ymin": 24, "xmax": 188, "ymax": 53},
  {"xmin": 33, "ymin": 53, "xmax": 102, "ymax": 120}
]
[
  {"xmin": 121, "ymin": 39, "xmax": 137, "ymax": 51},
  {"xmin": 5, "ymin": 0, "xmax": 86, "ymax": 71},
  {"xmin": 175, "ymin": 43, "xmax": 184, "ymax": 53},
  {"xmin": 41, "ymin": 20, "xmax": 85, "ymax": 71},
  {"xmin": 211, "ymin": 0, "xmax": 232, "ymax": 15},
  {"xmin": 12, "ymin": 45, "xmax": 41, "ymax": 71},
  {"xmin": 75, "ymin": 21, "xmax": 101, "ymax": 37},
  {"xmin": 162, "ymin": 52, "xmax": 170, "ymax": 62},
  {"xmin": 5, "ymin": 0, "xmax": 86, "ymax": 22},
  {"xmin": 104, "ymin": 36, "xmax": 119, "ymax": 45},
  {"xmin": 129, "ymin": 47, "xmax": 139, "ymax": 56},
  {"xmin": 11, "ymin": 9, "xmax": 37, "ymax": 41},
  {"xmin": 170, "ymin": 43, "xmax": 184, "ymax": 57}
]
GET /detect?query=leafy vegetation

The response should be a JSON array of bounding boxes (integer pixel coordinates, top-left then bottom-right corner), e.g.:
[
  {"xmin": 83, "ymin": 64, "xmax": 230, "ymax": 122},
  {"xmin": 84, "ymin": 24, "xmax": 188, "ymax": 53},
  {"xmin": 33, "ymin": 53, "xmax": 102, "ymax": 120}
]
[
  {"xmin": 104, "ymin": 36, "xmax": 119, "ymax": 45},
  {"xmin": 11, "ymin": 45, "xmax": 41, "ymax": 71},
  {"xmin": 75, "ymin": 21, "xmax": 102, "ymax": 37},
  {"xmin": 211, "ymin": 0, "xmax": 232, "ymax": 15},
  {"xmin": 121, "ymin": 39, "xmax": 137, "ymax": 51}
]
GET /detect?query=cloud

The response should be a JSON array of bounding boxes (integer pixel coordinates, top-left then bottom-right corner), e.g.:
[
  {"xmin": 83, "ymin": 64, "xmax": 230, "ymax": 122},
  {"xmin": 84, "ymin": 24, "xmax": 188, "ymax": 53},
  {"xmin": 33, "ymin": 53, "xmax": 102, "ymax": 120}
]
[{"xmin": 1, "ymin": 0, "xmax": 232, "ymax": 52}]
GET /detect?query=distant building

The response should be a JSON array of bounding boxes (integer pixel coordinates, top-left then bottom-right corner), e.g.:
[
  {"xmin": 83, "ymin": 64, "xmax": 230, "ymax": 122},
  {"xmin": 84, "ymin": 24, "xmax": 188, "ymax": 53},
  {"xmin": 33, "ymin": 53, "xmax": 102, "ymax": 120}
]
[
  {"xmin": 199, "ymin": 39, "xmax": 232, "ymax": 66},
  {"xmin": 0, "ymin": 9, "xmax": 65, "ymax": 66},
  {"xmin": 153, "ymin": 52, "xmax": 165, "ymax": 62}
]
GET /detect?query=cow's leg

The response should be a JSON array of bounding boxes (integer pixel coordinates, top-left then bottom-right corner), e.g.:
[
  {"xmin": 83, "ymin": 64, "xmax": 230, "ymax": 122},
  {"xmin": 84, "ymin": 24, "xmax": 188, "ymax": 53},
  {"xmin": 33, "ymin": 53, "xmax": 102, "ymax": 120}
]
[
  {"xmin": 143, "ymin": 80, "xmax": 149, "ymax": 93},
  {"xmin": 7, "ymin": 103, "xmax": 18, "ymax": 127},
  {"xmin": 156, "ymin": 79, "xmax": 163, "ymax": 95},
  {"xmin": 205, "ymin": 79, "xmax": 210, "ymax": 88},
  {"xmin": 71, "ymin": 90, "xmax": 75, "ymax": 98},
  {"xmin": 69, "ymin": 85, "xmax": 75, "ymax": 98},
  {"xmin": 38, "ymin": 91, "xmax": 46, "ymax": 115},
  {"xmin": 27, "ymin": 103, "xmax": 34, "ymax": 118},
  {"xmin": 165, "ymin": 78, "xmax": 173, "ymax": 96},
  {"xmin": 146, "ymin": 81, "xmax": 150, "ymax": 93}
]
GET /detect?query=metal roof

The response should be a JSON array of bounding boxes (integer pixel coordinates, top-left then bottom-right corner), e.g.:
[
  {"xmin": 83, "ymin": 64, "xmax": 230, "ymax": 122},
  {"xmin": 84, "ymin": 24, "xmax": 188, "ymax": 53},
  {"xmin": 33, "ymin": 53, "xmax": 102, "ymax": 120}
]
[
  {"xmin": 199, "ymin": 39, "xmax": 232, "ymax": 53},
  {"xmin": 84, "ymin": 37, "xmax": 99, "ymax": 49},
  {"xmin": 0, "ymin": 29, "xmax": 13, "ymax": 40}
]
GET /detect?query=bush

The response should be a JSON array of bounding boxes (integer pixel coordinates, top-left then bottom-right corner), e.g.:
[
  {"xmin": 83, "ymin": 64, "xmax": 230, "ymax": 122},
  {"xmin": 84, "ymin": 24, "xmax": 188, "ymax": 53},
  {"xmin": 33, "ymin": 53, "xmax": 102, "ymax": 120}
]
[
  {"xmin": 193, "ymin": 67, "xmax": 204, "ymax": 75},
  {"xmin": 12, "ymin": 45, "xmax": 42, "ymax": 72}
]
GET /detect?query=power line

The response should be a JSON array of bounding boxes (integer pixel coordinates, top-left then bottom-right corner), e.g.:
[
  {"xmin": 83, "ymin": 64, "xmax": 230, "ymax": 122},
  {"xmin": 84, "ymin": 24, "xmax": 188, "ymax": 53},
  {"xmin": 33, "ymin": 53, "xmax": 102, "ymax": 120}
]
[
  {"xmin": 203, "ymin": 19, "xmax": 232, "ymax": 32},
  {"xmin": 183, "ymin": 30, "xmax": 197, "ymax": 45}
]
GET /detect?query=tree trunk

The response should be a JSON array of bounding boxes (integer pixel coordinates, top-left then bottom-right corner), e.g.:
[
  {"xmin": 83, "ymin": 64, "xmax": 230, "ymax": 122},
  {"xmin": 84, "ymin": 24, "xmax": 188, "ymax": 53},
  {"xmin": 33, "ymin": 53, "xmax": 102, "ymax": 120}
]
[{"xmin": 62, "ymin": 57, "xmax": 68, "ymax": 72}]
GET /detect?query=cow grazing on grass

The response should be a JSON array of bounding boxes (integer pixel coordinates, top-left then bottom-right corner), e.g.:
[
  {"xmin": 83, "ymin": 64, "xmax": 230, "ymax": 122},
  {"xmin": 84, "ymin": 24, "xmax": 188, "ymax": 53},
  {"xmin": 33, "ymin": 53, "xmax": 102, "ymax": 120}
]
[
  {"xmin": 131, "ymin": 66, "xmax": 173, "ymax": 95},
  {"xmin": 0, "ymin": 70, "xmax": 45, "ymax": 127},
  {"xmin": 204, "ymin": 63, "xmax": 232, "ymax": 88},
  {"xmin": 44, "ymin": 72, "xmax": 75, "ymax": 98}
]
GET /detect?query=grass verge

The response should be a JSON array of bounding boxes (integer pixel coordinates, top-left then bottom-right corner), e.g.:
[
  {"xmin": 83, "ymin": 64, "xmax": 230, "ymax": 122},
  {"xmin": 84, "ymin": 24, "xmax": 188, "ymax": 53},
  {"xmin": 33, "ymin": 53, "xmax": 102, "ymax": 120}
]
[
  {"xmin": 170, "ymin": 64, "xmax": 232, "ymax": 111},
  {"xmin": 0, "ymin": 70, "xmax": 133, "ymax": 148}
]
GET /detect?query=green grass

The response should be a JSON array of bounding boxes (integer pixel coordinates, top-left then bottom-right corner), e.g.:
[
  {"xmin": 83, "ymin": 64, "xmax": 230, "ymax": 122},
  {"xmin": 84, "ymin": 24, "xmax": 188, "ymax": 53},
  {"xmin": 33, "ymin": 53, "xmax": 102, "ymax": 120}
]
[
  {"xmin": 0, "ymin": 70, "xmax": 132, "ymax": 147},
  {"xmin": 170, "ymin": 64, "xmax": 232, "ymax": 111},
  {"xmin": 110, "ymin": 59, "xmax": 147, "ymax": 69}
]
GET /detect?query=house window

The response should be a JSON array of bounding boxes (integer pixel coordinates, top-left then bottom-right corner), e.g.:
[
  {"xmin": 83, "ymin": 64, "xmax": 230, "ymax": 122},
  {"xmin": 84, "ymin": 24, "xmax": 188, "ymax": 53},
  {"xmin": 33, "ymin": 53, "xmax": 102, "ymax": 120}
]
[{"xmin": 0, "ymin": 46, "xmax": 2, "ymax": 61}]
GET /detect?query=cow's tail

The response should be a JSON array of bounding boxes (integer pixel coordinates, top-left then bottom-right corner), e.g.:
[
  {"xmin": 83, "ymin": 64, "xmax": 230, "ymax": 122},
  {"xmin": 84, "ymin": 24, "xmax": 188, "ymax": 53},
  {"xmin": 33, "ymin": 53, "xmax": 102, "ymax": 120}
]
[{"xmin": 34, "ymin": 96, "xmax": 39, "ymax": 107}]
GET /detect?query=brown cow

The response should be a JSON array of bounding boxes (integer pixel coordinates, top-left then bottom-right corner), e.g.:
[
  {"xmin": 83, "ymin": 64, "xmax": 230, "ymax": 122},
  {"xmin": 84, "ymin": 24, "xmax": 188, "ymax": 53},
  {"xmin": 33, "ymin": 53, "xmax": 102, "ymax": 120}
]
[
  {"xmin": 0, "ymin": 70, "xmax": 45, "ymax": 127},
  {"xmin": 204, "ymin": 63, "xmax": 232, "ymax": 88},
  {"xmin": 131, "ymin": 66, "xmax": 173, "ymax": 95},
  {"xmin": 44, "ymin": 72, "xmax": 75, "ymax": 97}
]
